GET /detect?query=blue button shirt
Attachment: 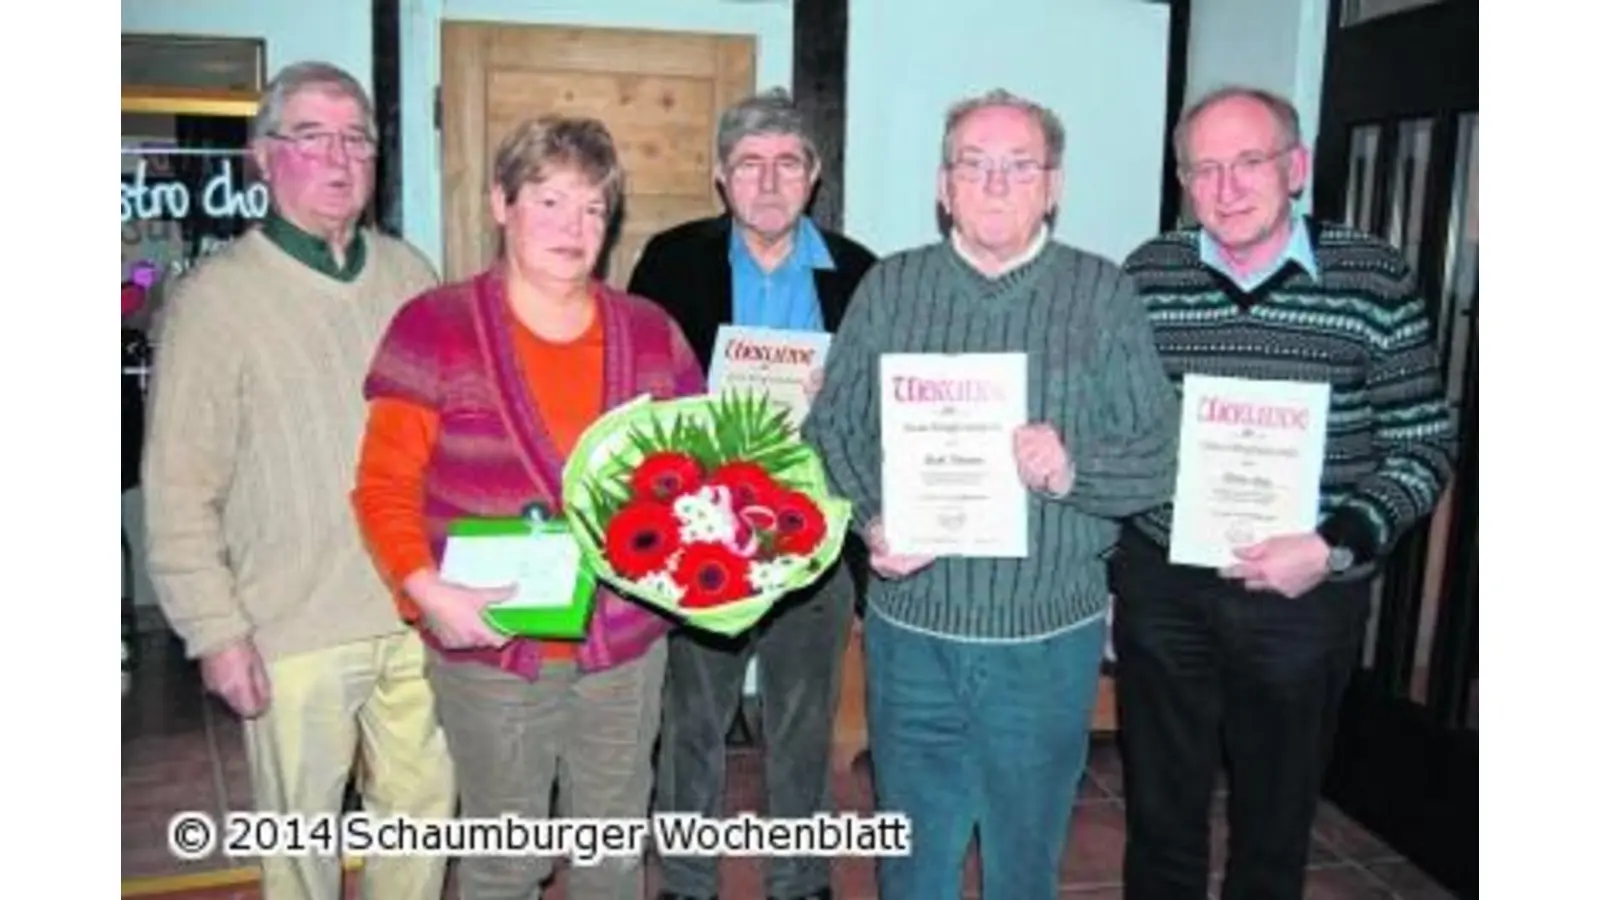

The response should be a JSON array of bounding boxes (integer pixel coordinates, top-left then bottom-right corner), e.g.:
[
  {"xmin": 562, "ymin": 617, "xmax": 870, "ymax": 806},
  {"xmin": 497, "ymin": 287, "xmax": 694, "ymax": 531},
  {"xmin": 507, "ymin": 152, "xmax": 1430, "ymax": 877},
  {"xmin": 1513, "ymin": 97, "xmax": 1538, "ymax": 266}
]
[
  {"xmin": 1199, "ymin": 216, "xmax": 1320, "ymax": 291},
  {"xmin": 729, "ymin": 216, "xmax": 833, "ymax": 332}
]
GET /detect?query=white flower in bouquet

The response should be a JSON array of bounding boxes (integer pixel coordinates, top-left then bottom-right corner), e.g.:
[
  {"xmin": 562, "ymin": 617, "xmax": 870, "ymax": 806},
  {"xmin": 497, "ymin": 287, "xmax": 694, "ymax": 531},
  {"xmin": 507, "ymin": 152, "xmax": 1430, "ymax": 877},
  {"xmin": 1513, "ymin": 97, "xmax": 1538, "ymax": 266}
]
[
  {"xmin": 749, "ymin": 555, "xmax": 807, "ymax": 593},
  {"xmin": 672, "ymin": 485, "xmax": 740, "ymax": 546},
  {"xmin": 637, "ymin": 569, "xmax": 687, "ymax": 602}
]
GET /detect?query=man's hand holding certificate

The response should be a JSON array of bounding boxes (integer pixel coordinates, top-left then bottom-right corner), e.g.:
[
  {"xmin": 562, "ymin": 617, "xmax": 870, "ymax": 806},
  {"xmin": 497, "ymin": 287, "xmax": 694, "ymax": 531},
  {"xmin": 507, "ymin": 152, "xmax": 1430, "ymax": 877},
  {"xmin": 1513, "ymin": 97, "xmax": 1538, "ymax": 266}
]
[
  {"xmin": 1221, "ymin": 533, "xmax": 1333, "ymax": 598},
  {"xmin": 1013, "ymin": 422, "xmax": 1076, "ymax": 497},
  {"xmin": 864, "ymin": 517, "xmax": 934, "ymax": 579},
  {"xmin": 1167, "ymin": 374, "xmax": 1333, "ymax": 588}
]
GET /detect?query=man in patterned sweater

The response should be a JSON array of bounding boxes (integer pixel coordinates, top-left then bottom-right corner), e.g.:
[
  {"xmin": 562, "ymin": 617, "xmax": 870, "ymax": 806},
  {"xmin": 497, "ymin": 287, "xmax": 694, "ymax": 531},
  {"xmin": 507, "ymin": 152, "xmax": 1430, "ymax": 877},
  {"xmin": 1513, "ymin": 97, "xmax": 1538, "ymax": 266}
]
[{"xmin": 1114, "ymin": 85, "xmax": 1458, "ymax": 900}]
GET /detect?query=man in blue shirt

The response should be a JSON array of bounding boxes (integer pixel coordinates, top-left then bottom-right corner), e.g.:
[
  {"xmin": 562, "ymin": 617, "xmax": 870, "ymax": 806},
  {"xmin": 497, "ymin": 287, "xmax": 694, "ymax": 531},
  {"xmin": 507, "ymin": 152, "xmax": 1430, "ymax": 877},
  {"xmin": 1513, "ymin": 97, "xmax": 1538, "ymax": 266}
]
[{"xmin": 628, "ymin": 87, "xmax": 876, "ymax": 900}]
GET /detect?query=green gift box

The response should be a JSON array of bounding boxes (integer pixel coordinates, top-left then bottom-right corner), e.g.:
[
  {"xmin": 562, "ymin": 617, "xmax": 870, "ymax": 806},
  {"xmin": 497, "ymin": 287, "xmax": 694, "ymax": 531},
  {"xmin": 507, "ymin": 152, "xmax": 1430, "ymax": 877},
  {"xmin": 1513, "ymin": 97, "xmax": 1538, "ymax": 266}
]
[{"xmin": 440, "ymin": 513, "xmax": 599, "ymax": 641}]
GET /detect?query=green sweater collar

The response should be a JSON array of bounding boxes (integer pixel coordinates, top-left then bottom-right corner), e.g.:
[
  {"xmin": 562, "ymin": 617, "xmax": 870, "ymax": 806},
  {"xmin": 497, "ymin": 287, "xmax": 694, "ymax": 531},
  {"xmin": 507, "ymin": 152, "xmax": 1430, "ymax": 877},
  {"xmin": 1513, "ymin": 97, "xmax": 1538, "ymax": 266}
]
[{"xmin": 259, "ymin": 212, "xmax": 367, "ymax": 282}]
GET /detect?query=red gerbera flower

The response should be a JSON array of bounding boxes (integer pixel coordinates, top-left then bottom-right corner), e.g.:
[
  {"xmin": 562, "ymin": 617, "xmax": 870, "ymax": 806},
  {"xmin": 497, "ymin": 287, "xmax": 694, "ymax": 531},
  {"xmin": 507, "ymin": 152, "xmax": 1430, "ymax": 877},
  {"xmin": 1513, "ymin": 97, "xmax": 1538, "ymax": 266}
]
[
  {"xmin": 675, "ymin": 543, "xmax": 754, "ymax": 609},
  {"xmin": 604, "ymin": 501, "xmax": 682, "ymax": 580},
  {"xmin": 769, "ymin": 489, "xmax": 827, "ymax": 556},
  {"xmin": 630, "ymin": 451, "xmax": 704, "ymax": 503},
  {"xmin": 706, "ymin": 460, "xmax": 780, "ymax": 511}
]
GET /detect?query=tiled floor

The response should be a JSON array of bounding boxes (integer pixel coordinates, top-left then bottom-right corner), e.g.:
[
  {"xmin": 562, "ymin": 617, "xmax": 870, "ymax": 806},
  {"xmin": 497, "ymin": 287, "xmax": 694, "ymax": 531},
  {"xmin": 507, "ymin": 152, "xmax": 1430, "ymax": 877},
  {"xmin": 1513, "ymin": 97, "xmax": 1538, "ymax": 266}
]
[{"xmin": 123, "ymin": 631, "xmax": 1458, "ymax": 899}]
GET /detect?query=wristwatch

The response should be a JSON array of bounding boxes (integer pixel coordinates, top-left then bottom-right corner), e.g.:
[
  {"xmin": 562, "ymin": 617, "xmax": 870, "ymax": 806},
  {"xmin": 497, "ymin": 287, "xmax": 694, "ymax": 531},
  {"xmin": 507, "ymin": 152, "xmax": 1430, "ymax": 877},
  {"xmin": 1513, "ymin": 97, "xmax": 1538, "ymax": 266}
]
[{"xmin": 1326, "ymin": 545, "xmax": 1355, "ymax": 574}]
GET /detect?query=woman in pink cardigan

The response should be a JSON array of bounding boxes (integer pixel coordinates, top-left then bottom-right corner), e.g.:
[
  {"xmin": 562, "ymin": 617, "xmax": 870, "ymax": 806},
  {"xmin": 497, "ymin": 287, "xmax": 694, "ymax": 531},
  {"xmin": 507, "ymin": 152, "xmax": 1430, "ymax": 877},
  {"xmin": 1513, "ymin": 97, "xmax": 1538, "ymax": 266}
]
[{"xmin": 353, "ymin": 114, "xmax": 703, "ymax": 899}]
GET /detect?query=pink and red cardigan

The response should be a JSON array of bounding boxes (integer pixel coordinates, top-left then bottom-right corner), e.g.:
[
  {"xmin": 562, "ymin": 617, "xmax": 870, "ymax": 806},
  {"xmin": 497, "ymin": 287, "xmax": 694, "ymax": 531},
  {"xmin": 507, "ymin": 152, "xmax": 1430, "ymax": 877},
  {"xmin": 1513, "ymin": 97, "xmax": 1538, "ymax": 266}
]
[{"xmin": 363, "ymin": 266, "xmax": 706, "ymax": 681}]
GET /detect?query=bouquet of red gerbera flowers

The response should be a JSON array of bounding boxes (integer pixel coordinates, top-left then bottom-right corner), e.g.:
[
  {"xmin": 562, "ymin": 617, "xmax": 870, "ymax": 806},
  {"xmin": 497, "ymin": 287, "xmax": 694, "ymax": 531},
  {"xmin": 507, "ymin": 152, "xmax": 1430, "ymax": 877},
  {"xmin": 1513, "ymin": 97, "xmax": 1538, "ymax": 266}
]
[{"xmin": 561, "ymin": 391, "xmax": 852, "ymax": 636}]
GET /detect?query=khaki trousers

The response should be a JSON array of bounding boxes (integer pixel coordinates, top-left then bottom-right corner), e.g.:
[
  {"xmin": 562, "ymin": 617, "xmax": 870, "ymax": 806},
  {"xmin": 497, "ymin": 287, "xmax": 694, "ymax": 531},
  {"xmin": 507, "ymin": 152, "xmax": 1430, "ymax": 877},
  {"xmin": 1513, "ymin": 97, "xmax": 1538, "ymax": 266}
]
[{"xmin": 242, "ymin": 631, "xmax": 455, "ymax": 900}]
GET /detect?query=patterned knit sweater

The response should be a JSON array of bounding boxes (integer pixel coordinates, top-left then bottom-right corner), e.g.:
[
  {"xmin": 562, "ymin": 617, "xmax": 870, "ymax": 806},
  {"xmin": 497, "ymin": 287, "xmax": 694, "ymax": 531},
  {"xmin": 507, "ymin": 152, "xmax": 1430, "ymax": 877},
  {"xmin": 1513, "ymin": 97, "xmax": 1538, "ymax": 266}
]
[
  {"xmin": 1120, "ymin": 218, "xmax": 1458, "ymax": 570},
  {"xmin": 360, "ymin": 270, "xmax": 703, "ymax": 680},
  {"xmin": 802, "ymin": 240, "xmax": 1180, "ymax": 641}
]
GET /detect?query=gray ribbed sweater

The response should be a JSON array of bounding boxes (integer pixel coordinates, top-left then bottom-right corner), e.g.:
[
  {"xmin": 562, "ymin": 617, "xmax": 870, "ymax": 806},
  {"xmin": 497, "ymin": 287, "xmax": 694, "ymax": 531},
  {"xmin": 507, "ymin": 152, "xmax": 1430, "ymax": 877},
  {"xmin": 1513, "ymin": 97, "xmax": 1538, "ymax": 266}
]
[{"xmin": 802, "ymin": 239, "xmax": 1180, "ymax": 640}]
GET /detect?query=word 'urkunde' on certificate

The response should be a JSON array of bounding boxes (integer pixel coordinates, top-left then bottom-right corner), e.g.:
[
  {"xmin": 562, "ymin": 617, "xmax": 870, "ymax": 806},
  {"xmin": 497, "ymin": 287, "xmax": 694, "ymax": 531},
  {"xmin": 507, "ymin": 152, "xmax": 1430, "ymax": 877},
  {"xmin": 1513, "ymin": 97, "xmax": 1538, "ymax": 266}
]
[
  {"xmin": 706, "ymin": 325, "xmax": 832, "ymax": 424},
  {"xmin": 1168, "ymin": 374, "xmax": 1331, "ymax": 569},
  {"xmin": 879, "ymin": 352, "xmax": 1029, "ymax": 558}
]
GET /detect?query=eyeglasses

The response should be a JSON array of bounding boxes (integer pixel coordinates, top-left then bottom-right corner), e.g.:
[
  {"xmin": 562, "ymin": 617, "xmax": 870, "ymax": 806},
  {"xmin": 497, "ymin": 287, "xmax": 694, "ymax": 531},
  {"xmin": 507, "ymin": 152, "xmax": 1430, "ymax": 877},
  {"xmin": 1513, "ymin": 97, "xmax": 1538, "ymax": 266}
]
[
  {"xmin": 1179, "ymin": 147, "xmax": 1292, "ymax": 186},
  {"xmin": 725, "ymin": 156, "xmax": 811, "ymax": 185},
  {"xmin": 268, "ymin": 130, "xmax": 378, "ymax": 161},
  {"xmin": 947, "ymin": 156, "xmax": 1050, "ymax": 184}
]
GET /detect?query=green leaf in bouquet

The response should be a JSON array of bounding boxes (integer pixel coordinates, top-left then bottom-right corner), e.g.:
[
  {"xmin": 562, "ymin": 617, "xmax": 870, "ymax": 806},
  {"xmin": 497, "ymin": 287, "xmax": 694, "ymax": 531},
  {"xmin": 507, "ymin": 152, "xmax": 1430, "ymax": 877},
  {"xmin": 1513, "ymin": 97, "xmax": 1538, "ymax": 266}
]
[
  {"xmin": 583, "ymin": 468, "xmax": 633, "ymax": 526},
  {"xmin": 570, "ymin": 504, "xmax": 605, "ymax": 553},
  {"xmin": 704, "ymin": 389, "xmax": 808, "ymax": 477},
  {"xmin": 681, "ymin": 424, "xmax": 720, "ymax": 467}
]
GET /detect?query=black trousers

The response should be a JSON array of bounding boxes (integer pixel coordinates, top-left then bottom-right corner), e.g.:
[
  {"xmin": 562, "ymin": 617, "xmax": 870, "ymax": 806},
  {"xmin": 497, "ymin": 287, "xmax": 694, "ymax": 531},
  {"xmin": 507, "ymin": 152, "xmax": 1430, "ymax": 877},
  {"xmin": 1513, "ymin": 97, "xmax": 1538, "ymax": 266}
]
[
  {"xmin": 654, "ymin": 557, "xmax": 857, "ymax": 898},
  {"xmin": 1110, "ymin": 531, "xmax": 1370, "ymax": 900}
]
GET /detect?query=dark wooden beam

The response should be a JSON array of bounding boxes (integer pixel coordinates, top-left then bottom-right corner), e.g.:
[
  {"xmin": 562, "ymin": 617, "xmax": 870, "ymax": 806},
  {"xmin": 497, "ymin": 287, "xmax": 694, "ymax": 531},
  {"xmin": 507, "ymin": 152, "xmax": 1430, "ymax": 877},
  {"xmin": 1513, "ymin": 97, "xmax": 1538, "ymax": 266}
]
[
  {"xmin": 792, "ymin": 0, "xmax": 848, "ymax": 234},
  {"xmin": 1160, "ymin": 0, "xmax": 1191, "ymax": 231},
  {"xmin": 372, "ymin": 0, "xmax": 403, "ymax": 235}
]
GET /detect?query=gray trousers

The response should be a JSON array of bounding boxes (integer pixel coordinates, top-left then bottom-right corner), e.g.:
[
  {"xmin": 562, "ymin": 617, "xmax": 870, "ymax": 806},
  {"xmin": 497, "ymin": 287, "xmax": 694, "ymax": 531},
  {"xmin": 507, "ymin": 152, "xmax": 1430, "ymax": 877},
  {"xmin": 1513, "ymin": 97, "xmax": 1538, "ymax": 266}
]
[
  {"xmin": 654, "ymin": 560, "xmax": 857, "ymax": 898},
  {"xmin": 427, "ymin": 641, "xmax": 668, "ymax": 900}
]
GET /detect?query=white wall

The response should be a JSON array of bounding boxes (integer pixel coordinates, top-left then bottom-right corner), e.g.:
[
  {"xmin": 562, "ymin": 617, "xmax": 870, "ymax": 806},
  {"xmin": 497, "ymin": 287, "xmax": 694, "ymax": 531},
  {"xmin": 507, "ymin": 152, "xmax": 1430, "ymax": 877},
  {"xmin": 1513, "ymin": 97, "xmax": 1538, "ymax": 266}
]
[
  {"xmin": 399, "ymin": 0, "xmax": 796, "ymax": 269},
  {"xmin": 844, "ymin": 0, "xmax": 1170, "ymax": 264},
  {"xmin": 1185, "ymin": 0, "xmax": 1329, "ymax": 212}
]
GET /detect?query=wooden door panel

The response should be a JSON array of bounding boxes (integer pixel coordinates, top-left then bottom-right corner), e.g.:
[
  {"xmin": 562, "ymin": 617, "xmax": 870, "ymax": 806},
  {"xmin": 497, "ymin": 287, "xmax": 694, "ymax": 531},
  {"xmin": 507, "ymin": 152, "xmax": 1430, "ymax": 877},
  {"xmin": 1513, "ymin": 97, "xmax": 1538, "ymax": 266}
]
[
  {"xmin": 623, "ymin": 194, "xmax": 718, "ymax": 232},
  {"xmin": 440, "ymin": 22, "xmax": 754, "ymax": 286},
  {"xmin": 486, "ymin": 71, "xmax": 720, "ymax": 126},
  {"xmin": 482, "ymin": 111, "xmax": 716, "ymax": 195},
  {"xmin": 484, "ymin": 26, "xmax": 735, "ymax": 78}
]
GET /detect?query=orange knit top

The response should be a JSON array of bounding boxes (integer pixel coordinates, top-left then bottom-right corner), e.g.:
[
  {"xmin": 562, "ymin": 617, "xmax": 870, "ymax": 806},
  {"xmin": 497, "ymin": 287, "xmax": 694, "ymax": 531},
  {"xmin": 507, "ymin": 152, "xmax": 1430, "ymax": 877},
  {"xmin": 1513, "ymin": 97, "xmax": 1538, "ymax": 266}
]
[{"xmin": 353, "ymin": 308, "xmax": 604, "ymax": 661}]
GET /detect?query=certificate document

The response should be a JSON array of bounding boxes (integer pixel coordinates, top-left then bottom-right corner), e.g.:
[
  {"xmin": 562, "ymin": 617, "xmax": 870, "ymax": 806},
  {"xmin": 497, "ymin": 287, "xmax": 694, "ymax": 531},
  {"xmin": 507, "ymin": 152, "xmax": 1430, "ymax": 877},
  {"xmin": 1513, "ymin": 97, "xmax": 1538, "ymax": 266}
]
[
  {"xmin": 706, "ymin": 325, "xmax": 832, "ymax": 424},
  {"xmin": 1168, "ymin": 374, "xmax": 1332, "ymax": 569},
  {"xmin": 879, "ymin": 352, "xmax": 1029, "ymax": 558}
]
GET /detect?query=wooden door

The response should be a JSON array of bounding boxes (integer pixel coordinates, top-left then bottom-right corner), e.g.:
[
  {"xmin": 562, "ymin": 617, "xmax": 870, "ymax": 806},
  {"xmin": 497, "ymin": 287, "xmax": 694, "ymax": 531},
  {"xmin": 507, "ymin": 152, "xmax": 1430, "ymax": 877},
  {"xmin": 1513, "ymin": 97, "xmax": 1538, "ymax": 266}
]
[
  {"xmin": 438, "ymin": 22, "xmax": 755, "ymax": 287},
  {"xmin": 1311, "ymin": 1, "xmax": 1477, "ymax": 895}
]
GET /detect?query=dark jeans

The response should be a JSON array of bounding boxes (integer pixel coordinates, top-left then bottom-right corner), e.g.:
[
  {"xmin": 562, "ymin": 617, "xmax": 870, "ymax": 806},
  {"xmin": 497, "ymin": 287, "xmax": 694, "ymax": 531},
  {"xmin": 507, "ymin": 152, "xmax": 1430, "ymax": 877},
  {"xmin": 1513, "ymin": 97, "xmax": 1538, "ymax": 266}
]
[
  {"xmin": 864, "ymin": 606, "xmax": 1106, "ymax": 900},
  {"xmin": 655, "ymin": 560, "xmax": 856, "ymax": 898},
  {"xmin": 1111, "ymin": 531, "xmax": 1371, "ymax": 900}
]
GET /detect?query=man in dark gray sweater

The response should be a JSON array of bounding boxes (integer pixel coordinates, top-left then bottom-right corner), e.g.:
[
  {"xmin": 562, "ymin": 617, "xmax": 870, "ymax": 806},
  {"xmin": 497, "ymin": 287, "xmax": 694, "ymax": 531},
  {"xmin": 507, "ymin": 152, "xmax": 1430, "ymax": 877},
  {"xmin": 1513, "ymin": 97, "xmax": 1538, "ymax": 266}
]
[{"xmin": 803, "ymin": 88, "xmax": 1180, "ymax": 900}]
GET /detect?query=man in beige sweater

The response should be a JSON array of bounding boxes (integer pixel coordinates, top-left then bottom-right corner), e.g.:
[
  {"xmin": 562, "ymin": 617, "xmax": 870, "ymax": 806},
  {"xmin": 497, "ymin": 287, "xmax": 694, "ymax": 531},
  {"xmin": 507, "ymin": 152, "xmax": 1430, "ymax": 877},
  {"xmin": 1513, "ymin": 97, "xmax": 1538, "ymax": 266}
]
[{"xmin": 142, "ymin": 61, "xmax": 453, "ymax": 900}]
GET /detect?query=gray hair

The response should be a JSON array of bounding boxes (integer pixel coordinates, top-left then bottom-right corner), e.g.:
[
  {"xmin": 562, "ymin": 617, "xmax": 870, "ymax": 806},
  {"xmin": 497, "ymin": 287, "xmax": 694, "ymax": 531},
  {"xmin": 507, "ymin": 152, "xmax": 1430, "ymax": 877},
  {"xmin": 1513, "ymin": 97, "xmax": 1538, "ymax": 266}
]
[
  {"xmin": 1173, "ymin": 85, "xmax": 1302, "ymax": 167},
  {"xmin": 941, "ymin": 88, "xmax": 1066, "ymax": 169},
  {"xmin": 714, "ymin": 87, "xmax": 818, "ymax": 170},
  {"xmin": 252, "ymin": 61, "xmax": 375, "ymax": 141},
  {"xmin": 492, "ymin": 115, "xmax": 625, "ymax": 214}
]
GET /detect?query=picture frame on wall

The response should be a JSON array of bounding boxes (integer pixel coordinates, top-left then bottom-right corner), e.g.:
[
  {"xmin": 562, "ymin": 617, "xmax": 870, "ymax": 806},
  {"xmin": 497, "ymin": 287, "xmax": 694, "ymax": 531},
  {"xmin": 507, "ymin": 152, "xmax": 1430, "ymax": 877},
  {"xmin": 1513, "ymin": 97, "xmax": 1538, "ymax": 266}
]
[{"xmin": 121, "ymin": 33, "xmax": 266, "ymax": 118}]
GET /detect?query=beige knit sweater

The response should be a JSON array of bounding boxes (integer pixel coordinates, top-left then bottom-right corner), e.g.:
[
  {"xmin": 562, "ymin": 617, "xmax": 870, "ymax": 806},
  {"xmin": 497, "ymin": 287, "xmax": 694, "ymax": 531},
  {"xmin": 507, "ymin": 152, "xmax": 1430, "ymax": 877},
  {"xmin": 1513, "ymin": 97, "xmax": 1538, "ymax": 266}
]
[{"xmin": 142, "ymin": 228, "xmax": 438, "ymax": 662}]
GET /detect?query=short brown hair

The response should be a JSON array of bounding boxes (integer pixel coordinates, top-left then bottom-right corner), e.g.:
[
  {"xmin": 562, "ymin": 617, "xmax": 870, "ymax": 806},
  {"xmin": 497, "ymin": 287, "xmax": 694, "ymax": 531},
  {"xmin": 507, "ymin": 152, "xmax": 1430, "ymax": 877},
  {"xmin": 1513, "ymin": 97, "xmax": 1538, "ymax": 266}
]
[{"xmin": 492, "ymin": 115, "xmax": 625, "ymax": 214}]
